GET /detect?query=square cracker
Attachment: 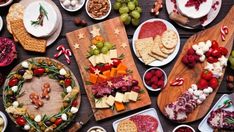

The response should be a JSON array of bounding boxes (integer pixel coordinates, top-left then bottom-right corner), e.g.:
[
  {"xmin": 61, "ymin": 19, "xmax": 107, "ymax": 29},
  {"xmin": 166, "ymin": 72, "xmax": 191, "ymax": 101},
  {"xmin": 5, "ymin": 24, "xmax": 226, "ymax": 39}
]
[
  {"xmin": 135, "ymin": 37, "xmax": 154, "ymax": 58},
  {"xmin": 149, "ymin": 52, "xmax": 164, "ymax": 61},
  {"xmin": 151, "ymin": 35, "xmax": 168, "ymax": 58}
]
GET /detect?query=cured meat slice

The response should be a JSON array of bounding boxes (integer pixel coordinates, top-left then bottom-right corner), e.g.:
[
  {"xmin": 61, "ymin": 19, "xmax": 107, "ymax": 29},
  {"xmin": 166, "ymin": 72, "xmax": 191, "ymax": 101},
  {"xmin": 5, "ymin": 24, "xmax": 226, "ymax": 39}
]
[
  {"xmin": 138, "ymin": 21, "xmax": 167, "ymax": 39},
  {"xmin": 130, "ymin": 115, "xmax": 158, "ymax": 132}
]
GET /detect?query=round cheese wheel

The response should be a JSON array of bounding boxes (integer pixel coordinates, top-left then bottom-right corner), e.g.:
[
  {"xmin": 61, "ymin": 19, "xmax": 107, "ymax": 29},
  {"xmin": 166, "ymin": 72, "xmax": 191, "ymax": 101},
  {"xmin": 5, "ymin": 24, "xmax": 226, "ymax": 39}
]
[{"xmin": 23, "ymin": 1, "xmax": 58, "ymax": 38}]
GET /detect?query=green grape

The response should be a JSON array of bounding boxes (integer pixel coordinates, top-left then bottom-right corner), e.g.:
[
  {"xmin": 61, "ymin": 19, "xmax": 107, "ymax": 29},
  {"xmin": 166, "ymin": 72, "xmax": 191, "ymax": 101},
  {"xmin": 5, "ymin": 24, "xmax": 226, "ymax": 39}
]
[
  {"xmin": 93, "ymin": 49, "xmax": 100, "ymax": 55},
  {"xmin": 131, "ymin": 18, "xmax": 140, "ymax": 26},
  {"xmin": 101, "ymin": 46, "xmax": 109, "ymax": 54},
  {"xmin": 135, "ymin": 6, "xmax": 142, "ymax": 13},
  {"xmin": 133, "ymin": 0, "xmax": 139, "ymax": 6},
  {"xmin": 128, "ymin": 2, "xmax": 135, "ymax": 10},
  {"xmin": 232, "ymin": 50, "xmax": 234, "ymax": 56},
  {"xmin": 121, "ymin": 3, "xmax": 127, "ymax": 7},
  {"xmin": 131, "ymin": 10, "xmax": 140, "ymax": 19},
  {"xmin": 114, "ymin": 2, "xmax": 122, "ymax": 10},
  {"xmin": 116, "ymin": 0, "xmax": 122, "ymax": 2},
  {"xmin": 120, "ymin": 13, "xmax": 129, "ymax": 22},
  {"xmin": 119, "ymin": 6, "xmax": 129, "ymax": 14},
  {"xmin": 89, "ymin": 50, "xmax": 94, "ymax": 56},
  {"xmin": 124, "ymin": 16, "xmax": 131, "ymax": 25},
  {"xmin": 104, "ymin": 42, "xmax": 113, "ymax": 50},
  {"xmin": 229, "ymin": 57, "xmax": 234, "ymax": 64},
  {"xmin": 96, "ymin": 42, "xmax": 104, "ymax": 49}
]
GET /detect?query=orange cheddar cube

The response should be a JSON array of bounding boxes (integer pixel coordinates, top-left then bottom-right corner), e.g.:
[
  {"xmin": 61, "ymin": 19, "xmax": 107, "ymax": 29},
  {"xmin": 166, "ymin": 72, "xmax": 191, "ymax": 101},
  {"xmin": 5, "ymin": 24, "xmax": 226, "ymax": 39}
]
[
  {"xmin": 97, "ymin": 74, "xmax": 107, "ymax": 83},
  {"xmin": 89, "ymin": 73, "xmax": 98, "ymax": 84},
  {"xmin": 117, "ymin": 63, "xmax": 127, "ymax": 71},
  {"xmin": 110, "ymin": 68, "xmax": 117, "ymax": 77},
  {"xmin": 117, "ymin": 70, "xmax": 127, "ymax": 76},
  {"xmin": 103, "ymin": 70, "xmax": 111, "ymax": 79},
  {"xmin": 115, "ymin": 102, "xmax": 125, "ymax": 112}
]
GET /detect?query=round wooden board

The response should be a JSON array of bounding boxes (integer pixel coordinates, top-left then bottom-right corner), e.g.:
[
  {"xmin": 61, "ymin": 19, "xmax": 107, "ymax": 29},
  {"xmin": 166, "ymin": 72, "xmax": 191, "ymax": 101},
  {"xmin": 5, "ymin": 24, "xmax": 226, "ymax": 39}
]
[{"xmin": 3, "ymin": 57, "xmax": 81, "ymax": 130}]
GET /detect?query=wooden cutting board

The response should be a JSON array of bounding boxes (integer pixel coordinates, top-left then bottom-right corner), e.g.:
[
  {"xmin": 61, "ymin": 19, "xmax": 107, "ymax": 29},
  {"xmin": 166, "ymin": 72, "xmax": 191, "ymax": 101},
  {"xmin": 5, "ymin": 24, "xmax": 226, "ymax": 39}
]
[
  {"xmin": 157, "ymin": 6, "xmax": 234, "ymax": 123},
  {"xmin": 66, "ymin": 17, "xmax": 151, "ymax": 121}
]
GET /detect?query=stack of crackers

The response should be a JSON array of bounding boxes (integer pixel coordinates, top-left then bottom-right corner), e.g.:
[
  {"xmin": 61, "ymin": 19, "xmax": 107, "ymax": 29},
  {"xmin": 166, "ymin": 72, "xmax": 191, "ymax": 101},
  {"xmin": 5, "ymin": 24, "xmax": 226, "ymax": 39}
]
[
  {"xmin": 135, "ymin": 30, "xmax": 178, "ymax": 65},
  {"xmin": 6, "ymin": 3, "xmax": 46, "ymax": 53}
]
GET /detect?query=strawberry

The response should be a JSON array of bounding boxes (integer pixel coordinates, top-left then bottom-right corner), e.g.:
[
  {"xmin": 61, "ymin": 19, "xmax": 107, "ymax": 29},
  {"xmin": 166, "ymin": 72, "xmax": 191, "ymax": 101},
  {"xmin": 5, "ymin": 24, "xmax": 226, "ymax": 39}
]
[
  {"xmin": 155, "ymin": 70, "xmax": 163, "ymax": 78},
  {"xmin": 187, "ymin": 48, "xmax": 195, "ymax": 55},
  {"xmin": 182, "ymin": 55, "xmax": 189, "ymax": 64},
  {"xmin": 211, "ymin": 49, "xmax": 221, "ymax": 58},
  {"xmin": 207, "ymin": 56, "xmax": 218, "ymax": 63},
  {"xmin": 145, "ymin": 72, "xmax": 153, "ymax": 81},
  {"xmin": 211, "ymin": 40, "xmax": 219, "ymax": 49},
  {"xmin": 197, "ymin": 79, "xmax": 208, "ymax": 89},
  {"xmin": 218, "ymin": 47, "xmax": 228, "ymax": 56},
  {"xmin": 209, "ymin": 77, "xmax": 219, "ymax": 89},
  {"xmin": 201, "ymin": 70, "xmax": 213, "ymax": 81}
]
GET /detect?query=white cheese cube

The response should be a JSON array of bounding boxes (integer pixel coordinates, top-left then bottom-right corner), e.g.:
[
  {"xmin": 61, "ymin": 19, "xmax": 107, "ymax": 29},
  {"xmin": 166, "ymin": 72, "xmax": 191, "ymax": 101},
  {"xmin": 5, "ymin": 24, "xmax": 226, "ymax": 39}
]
[
  {"xmin": 103, "ymin": 52, "xmax": 110, "ymax": 63},
  {"xmin": 198, "ymin": 42, "xmax": 206, "ymax": 48},
  {"xmin": 106, "ymin": 95, "xmax": 115, "ymax": 106},
  {"xmin": 192, "ymin": 45, "xmax": 199, "ymax": 51},
  {"xmin": 95, "ymin": 54, "xmax": 105, "ymax": 64},
  {"xmin": 109, "ymin": 49, "xmax": 117, "ymax": 59},
  {"xmin": 114, "ymin": 92, "xmax": 124, "ymax": 103},
  {"xmin": 88, "ymin": 55, "xmax": 96, "ymax": 66},
  {"xmin": 129, "ymin": 91, "xmax": 139, "ymax": 102},
  {"xmin": 95, "ymin": 96, "xmax": 109, "ymax": 108},
  {"xmin": 123, "ymin": 92, "xmax": 131, "ymax": 103}
]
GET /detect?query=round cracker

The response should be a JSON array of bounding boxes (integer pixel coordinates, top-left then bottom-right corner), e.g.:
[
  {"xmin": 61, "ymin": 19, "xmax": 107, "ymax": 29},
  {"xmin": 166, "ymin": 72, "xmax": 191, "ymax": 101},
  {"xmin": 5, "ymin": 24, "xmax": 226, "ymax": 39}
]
[
  {"xmin": 9, "ymin": 3, "xmax": 24, "ymax": 13},
  {"xmin": 159, "ymin": 43, "xmax": 175, "ymax": 54},
  {"xmin": 117, "ymin": 119, "xmax": 137, "ymax": 132},
  {"xmin": 161, "ymin": 30, "xmax": 178, "ymax": 49}
]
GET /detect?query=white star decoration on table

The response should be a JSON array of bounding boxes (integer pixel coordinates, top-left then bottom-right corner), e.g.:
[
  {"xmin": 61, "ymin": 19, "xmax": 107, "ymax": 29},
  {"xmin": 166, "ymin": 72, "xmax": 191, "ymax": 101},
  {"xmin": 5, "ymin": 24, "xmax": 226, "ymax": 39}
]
[
  {"xmin": 73, "ymin": 43, "xmax": 80, "ymax": 49},
  {"xmin": 90, "ymin": 27, "xmax": 100, "ymax": 37},
  {"xmin": 121, "ymin": 42, "xmax": 128, "ymax": 49},
  {"xmin": 123, "ymin": 76, "xmax": 129, "ymax": 81},
  {"xmin": 107, "ymin": 81, "xmax": 113, "ymax": 87},
  {"xmin": 78, "ymin": 33, "xmax": 84, "ymax": 39},
  {"xmin": 91, "ymin": 45, "xmax": 97, "ymax": 49},
  {"xmin": 114, "ymin": 28, "xmax": 120, "ymax": 35},
  {"xmin": 94, "ymin": 69, "xmax": 100, "ymax": 75}
]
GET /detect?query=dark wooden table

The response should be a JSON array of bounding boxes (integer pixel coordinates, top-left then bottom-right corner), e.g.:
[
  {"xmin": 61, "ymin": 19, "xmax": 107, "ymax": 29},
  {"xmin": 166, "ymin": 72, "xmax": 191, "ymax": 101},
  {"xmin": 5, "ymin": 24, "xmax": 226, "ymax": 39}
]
[{"xmin": 0, "ymin": 0, "xmax": 234, "ymax": 132}]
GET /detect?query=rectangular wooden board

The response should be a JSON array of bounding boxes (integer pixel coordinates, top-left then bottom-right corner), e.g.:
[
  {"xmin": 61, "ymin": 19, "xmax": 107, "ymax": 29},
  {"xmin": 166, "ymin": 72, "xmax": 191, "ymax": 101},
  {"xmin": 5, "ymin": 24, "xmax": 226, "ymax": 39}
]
[{"xmin": 66, "ymin": 17, "xmax": 151, "ymax": 121}]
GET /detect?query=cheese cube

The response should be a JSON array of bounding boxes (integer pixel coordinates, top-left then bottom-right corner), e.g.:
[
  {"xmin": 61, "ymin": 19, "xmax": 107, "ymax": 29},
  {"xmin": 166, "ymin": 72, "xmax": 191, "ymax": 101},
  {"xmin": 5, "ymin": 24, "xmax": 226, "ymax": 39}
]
[
  {"xmin": 95, "ymin": 96, "xmax": 109, "ymax": 108},
  {"xmin": 103, "ymin": 52, "xmax": 111, "ymax": 63},
  {"xmin": 95, "ymin": 54, "xmax": 105, "ymax": 64},
  {"xmin": 106, "ymin": 95, "xmax": 115, "ymax": 106},
  {"xmin": 114, "ymin": 92, "xmax": 124, "ymax": 103},
  {"xmin": 123, "ymin": 92, "xmax": 130, "ymax": 103},
  {"xmin": 129, "ymin": 91, "xmax": 138, "ymax": 102},
  {"xmin": 109, "ymin": 49, "xmax": 117, "ymax": 59},
  {"xmin": 88, "ymin": 56, "xmax": 96, "ymax": 66}
]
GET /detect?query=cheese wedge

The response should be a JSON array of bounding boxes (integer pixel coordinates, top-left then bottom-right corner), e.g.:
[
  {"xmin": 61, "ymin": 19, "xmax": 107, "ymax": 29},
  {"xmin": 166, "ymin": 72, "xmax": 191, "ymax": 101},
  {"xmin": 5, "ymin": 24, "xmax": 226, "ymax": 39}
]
[
  {"xmin": 109, "ymin": 49, "xmax": 117, "ymax": 59},
  {"xmin": 88, "ymin": 55, "xmax": 96, "ymax": 66},
  {"xmin": 123, "ymin": 92, "xmax": 131, "ymax": 103},
  {"xmin": 114, "ymin": 92, "xmax": 124, "ymax": 103},
  {"xmin": 129, "ymin": 91, "xmax": 139, "ymax": 102},
  {"xmin": 106, "ymin": 95, "xmax": 115, "ymax": 106},
  {"xmin": 95, "ymin": 96, "xmax": 109, "ymax": 108}
]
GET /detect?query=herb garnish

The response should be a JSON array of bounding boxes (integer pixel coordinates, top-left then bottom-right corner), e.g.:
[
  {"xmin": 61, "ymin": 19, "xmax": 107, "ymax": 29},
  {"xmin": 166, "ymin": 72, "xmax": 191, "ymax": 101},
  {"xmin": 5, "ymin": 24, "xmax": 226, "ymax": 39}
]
[{"xmin": 31, "ymin": 4, "xmax": 48, "ymax": 26}]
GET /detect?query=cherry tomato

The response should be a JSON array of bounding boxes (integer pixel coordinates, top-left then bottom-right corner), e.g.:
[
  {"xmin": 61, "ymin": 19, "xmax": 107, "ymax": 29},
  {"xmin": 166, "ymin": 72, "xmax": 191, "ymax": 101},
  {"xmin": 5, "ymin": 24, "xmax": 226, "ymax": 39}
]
[
  {"xmin": 33, "ymin": 68, "xmax": 45, "ymax": 76},
  {"xmin": 72, "ymin": 100, "xmax": 78, "ymax": 107},
  {"xmin": 211, "ymin": 40, "xmax": 219, "ymax": 49},
  {"xmin": 111, "ymin": 58, "xmax": 121, "ymax": 67},
  {"xmin": 65, "ymin": 78, "xmax": 72, "ymax": 87},
  {"xmin": 16, "ymin": 117, "xmax": 26, "ymax": 126},
  {"xmin": 54, "ymin": 118, "xmax": 63, "ymax": 126},
  {"xmin": 89, "ymin": 66, "xmax": 96, "ymax": 73},
  {"xmin": 218, "ymin": 47, "xmax": 228, "ymax": 56},
  {"xmin": 8, "ymin": 78, "xmax": 19, "ymax": 87}
]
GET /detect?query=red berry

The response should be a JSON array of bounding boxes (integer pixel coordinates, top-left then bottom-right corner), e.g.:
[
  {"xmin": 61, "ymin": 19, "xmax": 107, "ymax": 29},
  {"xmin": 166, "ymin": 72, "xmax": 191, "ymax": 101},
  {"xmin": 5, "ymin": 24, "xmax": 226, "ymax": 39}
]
[
  {"xmin": 201, "ymin": 70, "xmax": 213, "ymax": 81},
  {"xmin": 145, "ymin": 72, "xmax": 153, "ymax": 81},
  {"xmin": 16, "ymin": 117, "xmax": 26, "ymax": 126},
  {"xmin": 89, "ymin": 66, "xmax": 96, "ymax": 73},
  {"xmin": 211, "ymin": 40, "xmax": 219, "ymax": 49},
  {"xmin": 187, "ymin": 48, "xmax": 195, "ymax": 55},
  {"xmin": 194, "ymin": 55, "xmax": 200, "ymax": 62},
  {"xmin": 146, "ymin": 80, "xmax": 152, "ymax": 86},
  {"xmin": 211, "ymin": 49, "xmax": 221, "ymax": 58},
  {"xmin": 155, "ymin": 70, "xmax": 163, "ymax": 78},
  {"xmin": 188, "ymin": 61, "xmax": 196, "ymax": 68},
  {"xmin": 111, "ymin": 58, "xmax": 121, "ymax": 67},
  {"xmin": 182, "ymin": 55, "xmax": 189, "ymax": 64},
  {"xmin": 152, "ymin": 84, "xmax": 158, "ymax": 89},
  {"xmin": 207, "ymin": 56, "xmax": 218, "ymax": 63},
  {"xmin": 150, "ymin": 70, "xmax": 156, "ymax": 75},
  {"xmin": 150, "ymin": 76, "xmax": 158, "ymax": 84},
  {"xmin": 157, "ymin": 80, "xmax": 164, "ymax": 88},
  {"xmin": 65, "ymin": 78, "xmax": 72, "ymax": 87},
  {"xmin": 205, "ymin": 48, "xmax": 214, "ymax": 57},
  {"xmin": 209, "ymin": 77, "xmax": 219, "ymax": 89},
  {"xmin": 197, "ymin": 79, "xmax": 208, "ymax": 89},
  {"xmin": 187, "ymin": 55, "xmax": 195, "ymax": 63},
  {"xmin": 8, "ymin": 78, "xmax": 19, "ymax": 87},
  {"xmin": 218, "ymin": 47, "xmax": 228, "ymax": 56}
]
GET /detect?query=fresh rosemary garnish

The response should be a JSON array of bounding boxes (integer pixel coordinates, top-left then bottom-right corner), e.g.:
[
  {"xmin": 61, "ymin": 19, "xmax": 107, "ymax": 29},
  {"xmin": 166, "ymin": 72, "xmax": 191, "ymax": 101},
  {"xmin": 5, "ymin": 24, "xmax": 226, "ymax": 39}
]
[
  {"xmin": 226, "ymin": 118, "xmax": 234, "ymax": 124},
  {"xmin": 31, "ymin": 4, "xmax": 48, "ymax": 26}
]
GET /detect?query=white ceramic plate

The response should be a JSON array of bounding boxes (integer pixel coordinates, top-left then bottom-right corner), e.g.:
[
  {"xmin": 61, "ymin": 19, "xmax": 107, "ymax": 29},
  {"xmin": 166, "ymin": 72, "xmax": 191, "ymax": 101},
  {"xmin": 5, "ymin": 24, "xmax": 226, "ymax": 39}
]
[
  {"xmin": 60, "ymin": 0, "xmax": 85, "ymax": 12},
  {"xmin": 198, "ymin": 94, "xmax": 234, "ymax": 132},
  {"xmin": 0, "ymin": 16, "xmax": 3, "ymax": 32},
  {"xmin": 132, "ymin": 19, "xmax": 180, "ymax": 67},
  {"xmin": 19, "ymin": 0, "xmax": 63, "ymax": 46},
  {"xmin": 165, "ymin": 0, "xmax": 222, "ymax": 29},
  {"xmin": 112, "ymin": 108, "xmax": 164, "ymax": 132},
  {"xmin": 0, "ymin": 111, "xmax": 8, "ymax": 132}
]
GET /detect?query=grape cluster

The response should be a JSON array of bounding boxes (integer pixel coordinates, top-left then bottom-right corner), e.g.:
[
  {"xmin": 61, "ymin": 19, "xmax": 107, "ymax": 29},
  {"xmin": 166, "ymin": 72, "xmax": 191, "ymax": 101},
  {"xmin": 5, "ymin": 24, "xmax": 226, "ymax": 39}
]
[
  {"xmin": 113, "ymin": 0, "xmax": 142, "ymax": 26},
  {"xmin": 228, "ymin": 50, "xmax": 234, "ymax": 70}
]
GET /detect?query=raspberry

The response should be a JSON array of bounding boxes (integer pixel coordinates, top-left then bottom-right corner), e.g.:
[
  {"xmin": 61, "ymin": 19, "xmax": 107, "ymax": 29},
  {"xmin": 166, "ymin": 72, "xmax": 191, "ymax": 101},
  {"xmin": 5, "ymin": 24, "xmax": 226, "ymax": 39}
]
[
  {"xmin": 187, "ymin": 55, "xmax": 195, "ymax": 63},
  {"xmin": 152, "ymin": 84, "xmax": 158, "ymax": 89},
  {"xmin": 182, "ymin": 55, "xmax": 189, "ymax": 64},
  {"xmin": 151, "ymin": 76, "xmax": 158, "ymax": 84},
  {"xmin": 187, "ymin": 48, "xmax": 195, "ymax": 55},
  {"xmin": 158, "ymin": 80, "xmax": 164, "ymax": 87},
  {"xmin": 145, "ymin": 72, "xmax": 153, "ymax": 81},
  {"xmin": 155, "ymin": 70, "xmax": 163, "ymax": 78}
]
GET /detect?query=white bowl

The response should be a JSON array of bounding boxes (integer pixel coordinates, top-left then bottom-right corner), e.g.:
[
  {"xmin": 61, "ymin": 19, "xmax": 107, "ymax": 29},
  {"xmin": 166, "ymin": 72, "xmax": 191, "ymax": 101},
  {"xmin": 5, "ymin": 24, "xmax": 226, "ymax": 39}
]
[
  {"xmin": 172, "ymin": 124, "xmax": 195, "ymax": 132},
  {"xmin": 143, "ymin": 67, "xmax": 167, "ymax": 92},
  {"xmin": 85, "ymin": 0, "xmax": 111, "ymax": 20},
  {"xmin": 0, "ymin": 16, "xmax": 3, "ymax": 32},
  {"xmin": 87, "ymin": 126, "xmax": 106, "ymax": 132},
  {"xmin": 0, "ymin": 111, "xmax": 8, "ymax": 132},
  {"xmin": 0, "ymin": 0, "xmax": 13, "ymax": 7},
  {"xmin": 60, "ymin": 0, "xmax": 85, "ymax": 12}
]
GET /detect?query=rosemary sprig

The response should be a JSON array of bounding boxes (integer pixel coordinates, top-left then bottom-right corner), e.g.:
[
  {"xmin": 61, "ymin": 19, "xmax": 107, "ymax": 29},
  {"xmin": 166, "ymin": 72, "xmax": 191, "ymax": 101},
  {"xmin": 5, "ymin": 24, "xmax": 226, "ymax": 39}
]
[
  {"xmin": 118, "ymin": 54, "xmax": 125, "ymax": 60},
  {"xmin": 226, "ymin": 118, "xmax": 234, "ymax": 124},
  {"xmin": 31, "ymin": 4, "xmax": 48, "ymax": 26}
]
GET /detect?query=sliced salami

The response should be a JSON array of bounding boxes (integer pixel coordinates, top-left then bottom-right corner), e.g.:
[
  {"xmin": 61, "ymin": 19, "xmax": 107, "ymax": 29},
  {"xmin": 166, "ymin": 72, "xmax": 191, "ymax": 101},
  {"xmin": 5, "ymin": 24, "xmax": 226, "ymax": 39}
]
[{"xmin": 130, "ymin": 115, "xmax": 158, "ymax": 132}]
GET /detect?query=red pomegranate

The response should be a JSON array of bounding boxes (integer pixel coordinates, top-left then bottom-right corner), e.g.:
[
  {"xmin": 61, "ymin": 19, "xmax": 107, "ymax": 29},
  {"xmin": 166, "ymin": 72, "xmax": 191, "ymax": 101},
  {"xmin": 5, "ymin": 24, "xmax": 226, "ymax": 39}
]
[{"xmin": 0, "ymin": 37, "xmax": 17, "ymax": 67}]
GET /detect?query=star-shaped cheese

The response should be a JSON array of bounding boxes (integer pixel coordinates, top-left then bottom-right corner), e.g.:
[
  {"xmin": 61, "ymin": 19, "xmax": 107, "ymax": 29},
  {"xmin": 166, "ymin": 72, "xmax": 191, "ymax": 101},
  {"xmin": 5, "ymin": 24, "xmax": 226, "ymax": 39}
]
[
  {"xmin": 123, "ymin": 76, "xmax": 129, "ymax": 81},
  {"xmin": 94, "ymin": 69, "xmax": 100, "ymax": 75},
  {"xmin": 121, "ymin": 42, "xmax": 128, "ymax": 49},
  {"xmin": 91, "ymin": 45, "xmax": 97, "ymax": 50},
  {"xmin": 78, "ymin": 33, "xmax": 84, "ymax": 39},
  {"xmin": 107, "ymin": 81, "xmax": 113, "ymax": 87},
  {"xmin": 108, "ymin": 59, "xmax": 113, "ymax": 65},
  {"xmin": 73, "ymin": 43, "xmax": 80, "ymax": 49},
  {"xmin": 90, "ymin": 27, "xmax": 100, "ymax": 37},
  {"xmin": 114, "ymin": 28, "xmax": 120, "ymax": 35},
  {"xmin": 205, "ymin": 62, "xmax": 214, "ymax": 71},
  {"xmin": 218, "ymin": 55, "xmax": 228, "ymax": 67}
]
